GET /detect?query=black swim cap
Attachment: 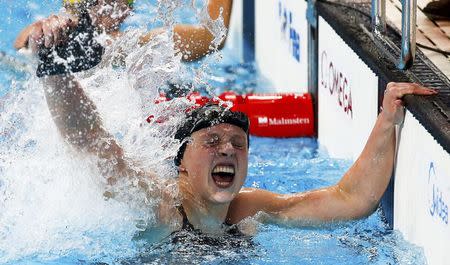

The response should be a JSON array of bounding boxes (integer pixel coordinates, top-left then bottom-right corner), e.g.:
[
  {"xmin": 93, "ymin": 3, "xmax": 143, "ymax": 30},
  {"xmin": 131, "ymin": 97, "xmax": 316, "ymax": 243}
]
[{"xmin": 174, "ymin": 103, "xmax": 250, "ymax": 166}]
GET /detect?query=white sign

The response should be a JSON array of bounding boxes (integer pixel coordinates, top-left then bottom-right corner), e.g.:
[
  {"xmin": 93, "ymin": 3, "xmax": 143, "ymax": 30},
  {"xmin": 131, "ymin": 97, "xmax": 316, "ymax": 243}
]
[
  {"xmin": 255, "ymin": 0, "xmax": 308, "ymax": 92},
  {"xmin": 318, "ymin": 17, "xmax": 378, "ymax": 160},
  {"xmin": 395, "ymin": 111, "xmax": 450, "ymax": 265}
]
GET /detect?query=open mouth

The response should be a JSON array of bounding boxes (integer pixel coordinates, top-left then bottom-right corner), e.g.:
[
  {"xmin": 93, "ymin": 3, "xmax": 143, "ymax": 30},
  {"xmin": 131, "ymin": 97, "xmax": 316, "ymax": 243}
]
[{"xmin": 211, "ymin": 165, "xmax": 235, "ymax": 189}]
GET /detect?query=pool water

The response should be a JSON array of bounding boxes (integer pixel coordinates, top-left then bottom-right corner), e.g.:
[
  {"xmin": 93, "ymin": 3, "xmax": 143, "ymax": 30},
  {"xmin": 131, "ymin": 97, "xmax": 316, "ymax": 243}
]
[
  {"xmin": 0, "ymin": 1, "xmax": 426, "ymax": 264},
  {"xmin": 1, "ymin": 137, "xmax": 425, "ymax": 265}
]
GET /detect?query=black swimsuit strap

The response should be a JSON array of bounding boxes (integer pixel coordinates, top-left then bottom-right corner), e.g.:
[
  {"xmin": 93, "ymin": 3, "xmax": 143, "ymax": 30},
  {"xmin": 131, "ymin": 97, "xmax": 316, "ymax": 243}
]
[
  {"xmin": 176, "ymin": 205, "xmax": 195, "ymax": 230},
  {"xmin": 176, "ymin": 205, "xmax": 242, "ymax": 236}
]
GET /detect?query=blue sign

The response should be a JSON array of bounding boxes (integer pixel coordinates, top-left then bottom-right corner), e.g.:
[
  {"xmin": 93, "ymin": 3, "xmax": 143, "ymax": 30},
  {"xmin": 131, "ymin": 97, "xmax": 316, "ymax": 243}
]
[
  {"xmin": 428, "ymin": 162, "xmax": 448, "ymax": 225},
  {"xmin": 278, "ymin": 1, "xmax": 300, "ymax": 62}
]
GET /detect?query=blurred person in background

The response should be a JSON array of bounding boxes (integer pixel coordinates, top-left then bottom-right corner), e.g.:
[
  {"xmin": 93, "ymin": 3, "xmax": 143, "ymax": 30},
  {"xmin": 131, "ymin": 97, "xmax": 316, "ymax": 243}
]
[{"xmin": 14, "ymin": 0, "xmax": 233, "ymax": 62}]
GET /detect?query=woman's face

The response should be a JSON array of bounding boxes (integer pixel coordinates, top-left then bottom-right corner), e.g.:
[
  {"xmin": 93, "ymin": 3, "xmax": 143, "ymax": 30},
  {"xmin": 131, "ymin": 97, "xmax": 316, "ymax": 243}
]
[{"xmin": 178, "ymin": 123, "xmax": 249, "ymax": 206}]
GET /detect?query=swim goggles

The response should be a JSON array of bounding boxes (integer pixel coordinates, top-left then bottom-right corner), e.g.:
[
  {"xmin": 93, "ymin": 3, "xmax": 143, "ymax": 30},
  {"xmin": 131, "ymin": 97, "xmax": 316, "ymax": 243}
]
[{"xmin": 174, "ymin": 103, "xmax": 250, "ymax": 166}]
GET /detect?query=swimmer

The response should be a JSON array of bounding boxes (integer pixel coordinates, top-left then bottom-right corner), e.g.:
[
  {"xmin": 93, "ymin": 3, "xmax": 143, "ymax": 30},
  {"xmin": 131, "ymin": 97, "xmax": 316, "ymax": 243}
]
[
  {"xmin": 14, "ymin": 0, "xmax": 233, "ymax": 62},
  {"xmin": 29, "ymin": 12, "xmax": 439, "ymax": 234}
]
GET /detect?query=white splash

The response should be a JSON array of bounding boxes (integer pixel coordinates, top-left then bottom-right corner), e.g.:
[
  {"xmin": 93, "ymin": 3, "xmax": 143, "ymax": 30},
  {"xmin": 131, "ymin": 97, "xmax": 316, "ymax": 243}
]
[
  {"xmin": 0, "ymin": 0, "xmax": 228, "ymax": 263},
  {"xmin": 0, "ymin": 78, "xmax": 149, "ymax": 262}
]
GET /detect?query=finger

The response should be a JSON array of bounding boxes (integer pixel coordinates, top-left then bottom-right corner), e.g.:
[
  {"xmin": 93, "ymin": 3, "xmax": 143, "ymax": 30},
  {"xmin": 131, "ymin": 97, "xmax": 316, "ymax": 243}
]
[
  {"xmin": 53, "ymin": 26, "xmax": 62, "ymax": 45},
  {"xmin": 394, "ymin": 99, "xmax": 403, "ymax": 107},
  {"xmin": 51, "ymin": 17, "xmax": 63, "ymax": 45},
  {"xmin": 388, "ymin": 83, "xmax": 437, "ymax": 99},
  {"xmin": 398, "ymin": 84, "xmax": 437, "ymax": 96},
  {"xmin": 42, "ymin": 20, "xmax": 54, "ymax": 48},
  {"xmin": 386, "ymin": 82, "xmax": 424, "ymax": 92},
  {"xmin": 14, "ymin": 24, "xmax": 35, "ymax": 49},
  {"xmin": 393, "ymin": 83, "xmax": 438, "ymax": 94},
  {"xmin": 50, "ymin": 16, "xmax": 61, "ymax": 46},
  {"xmin": 57, "ymin": 18, "xmax": 70, "ymax": 44},
  {"xmin": 414, "ymin": 88, "xmax": 439, "ymax": 95},
  {"xmin": 67, "ymin": 17, "xmax": 79, "ymax": 28},
  {"xmin": 61, "ymin": 17, "xmax": 78, "ymax": 42},
  {"xmin": 394, "ymin": 85, "xmax": 419, "ymax": 98},
  {"xmin": 388, "ymin": 82, "xmax": 420, "ymax": 88},
  {"xmin": 29, "ymin": 25, "xmax": 44, "ymax": 52},
  {"xmin": 14, "ymin": 38, "xmax": 28, "ymax": 50}
]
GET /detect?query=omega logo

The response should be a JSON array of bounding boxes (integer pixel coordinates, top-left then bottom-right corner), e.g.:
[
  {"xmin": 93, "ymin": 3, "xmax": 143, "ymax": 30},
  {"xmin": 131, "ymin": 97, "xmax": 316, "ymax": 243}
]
[
  {"xmin": 320, "ymin": 51, "xmax": 353, "ymax": 119},
  {"xmin": 428, "ymin": 162, "xmax": 448, "ymax": 225}
]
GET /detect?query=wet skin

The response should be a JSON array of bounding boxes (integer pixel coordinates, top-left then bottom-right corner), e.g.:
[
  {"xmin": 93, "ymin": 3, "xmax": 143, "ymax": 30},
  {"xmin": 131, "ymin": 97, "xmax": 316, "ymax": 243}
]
[{"xmin": 179, "ymin": 124, "xmax": 248, "ymax": 207}]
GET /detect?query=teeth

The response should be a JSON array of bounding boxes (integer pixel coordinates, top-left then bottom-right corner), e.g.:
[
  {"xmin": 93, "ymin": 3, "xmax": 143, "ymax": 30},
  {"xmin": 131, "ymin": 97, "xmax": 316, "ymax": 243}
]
[{"xmin": 212, "ymin": 165, "xmax": 235, "ymax": 174}]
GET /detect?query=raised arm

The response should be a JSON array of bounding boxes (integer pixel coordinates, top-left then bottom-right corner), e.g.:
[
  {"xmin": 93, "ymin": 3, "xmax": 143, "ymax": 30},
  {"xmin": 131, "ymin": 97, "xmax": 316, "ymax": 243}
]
[
  {"xmin": 25, "ymin": 13, "xmax": 146, "ymax": 184},
  {"xmin": 139, "ymin": 0, "xmax": 233, "ymax": 61},
  {"xmin": 228, "ymin": 83, "xmax": 438, "ymax": 225},
  {"xmin": 42, "ymin": 75, "xmax": 129, "ymax": 174},
  {"xmin": 41, "ymin": 73, "xmax": 180, "ymax": 218}
]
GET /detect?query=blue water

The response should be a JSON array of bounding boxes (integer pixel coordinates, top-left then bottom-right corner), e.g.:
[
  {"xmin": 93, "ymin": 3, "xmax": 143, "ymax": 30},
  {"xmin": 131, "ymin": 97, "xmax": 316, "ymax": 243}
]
[
  {"xmin": 0, "ymin": 1, "xmax": 426, "ymax": 265},
  {"xmin": 2, "ymin": 137, "xmax": 425, "ymax": 265},
  {"xmin": 0, "ymin": 1, "xmax": 56, "ymax": 97}
]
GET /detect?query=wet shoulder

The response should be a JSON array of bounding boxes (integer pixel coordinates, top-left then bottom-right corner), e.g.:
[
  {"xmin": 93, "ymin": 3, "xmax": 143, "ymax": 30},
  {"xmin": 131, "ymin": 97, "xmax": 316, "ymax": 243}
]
[
  {"xmin": 156, "ymin": 181, "xmax": 183, "ymax": 231},
  {"xmin": 227, "ymin": 188, "xmax": 276, "ymax": 224}
]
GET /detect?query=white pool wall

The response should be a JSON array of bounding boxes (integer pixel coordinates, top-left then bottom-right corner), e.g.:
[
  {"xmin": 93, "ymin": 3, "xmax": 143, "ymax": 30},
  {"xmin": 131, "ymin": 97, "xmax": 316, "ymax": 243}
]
[
  {"xmin": 245, "ymin": 1, "xmax": 450, "ymax": 264},
  {"xmin": 318, "ymin": 18, "xmax": 379, "ymax": 160},
  {"xmin": 254, "ymin": 0, "xmax": 308, "ymax": 93},
  {"xmin": 395, "ymin": 111, "xmax": 450, "ymax": 265}
]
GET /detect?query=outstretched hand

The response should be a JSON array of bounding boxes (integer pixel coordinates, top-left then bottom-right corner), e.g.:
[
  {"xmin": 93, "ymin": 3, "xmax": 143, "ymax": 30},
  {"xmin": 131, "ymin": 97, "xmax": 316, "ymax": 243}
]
[
  {"xmin": 381, "ymin": 82, "xmax": 438, "ymax": 125},
  {"xmin": 14, "ymin": 15, "xmax": 78, "ymax": 52}
]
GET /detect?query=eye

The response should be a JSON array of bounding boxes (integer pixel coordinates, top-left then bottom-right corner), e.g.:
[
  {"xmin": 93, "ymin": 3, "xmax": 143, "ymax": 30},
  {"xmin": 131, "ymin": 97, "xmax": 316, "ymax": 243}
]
[
  {"xmin": 204, "ymin": 135, "xmax": 220, "ymax": 146},
  {"xmin": 231, "ymin": 138, "xmax": 246, "ymax": 149}
]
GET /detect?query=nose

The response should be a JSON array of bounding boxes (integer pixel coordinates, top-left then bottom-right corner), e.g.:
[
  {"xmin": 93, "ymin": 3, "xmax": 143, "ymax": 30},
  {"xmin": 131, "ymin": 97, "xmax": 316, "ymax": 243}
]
[{"xmin": 218, "ymin": 141, "xmax": 235, "ymax": 157}]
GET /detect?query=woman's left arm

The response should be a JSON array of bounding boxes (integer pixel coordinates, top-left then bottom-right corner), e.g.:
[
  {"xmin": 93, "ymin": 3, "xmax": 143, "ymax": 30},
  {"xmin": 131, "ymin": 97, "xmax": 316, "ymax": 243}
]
[{"xmin": 229, "ymin": 83, "xmax": 438, "ymax": 225}]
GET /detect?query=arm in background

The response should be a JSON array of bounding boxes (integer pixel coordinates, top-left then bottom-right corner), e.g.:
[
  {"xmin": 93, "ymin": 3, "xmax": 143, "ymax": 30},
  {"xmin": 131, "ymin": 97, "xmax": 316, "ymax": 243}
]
[
  {"xmin": 15, "ymin": 0, "xmax": 232, "ymax": 63},
  {"xmin": 139, "ymin": 0, "xmax": 233, "ymax": 61},
  {"xmin": 228, "ymin": 83, "xmax": 438, "ymax": 226}
]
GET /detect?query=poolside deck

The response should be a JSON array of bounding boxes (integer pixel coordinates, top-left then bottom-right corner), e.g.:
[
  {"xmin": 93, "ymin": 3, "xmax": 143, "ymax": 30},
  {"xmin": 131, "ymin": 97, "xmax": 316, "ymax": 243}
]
[{"xmin": 387, "ymin": 0, "xmax": 450, "ymax": 78}]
